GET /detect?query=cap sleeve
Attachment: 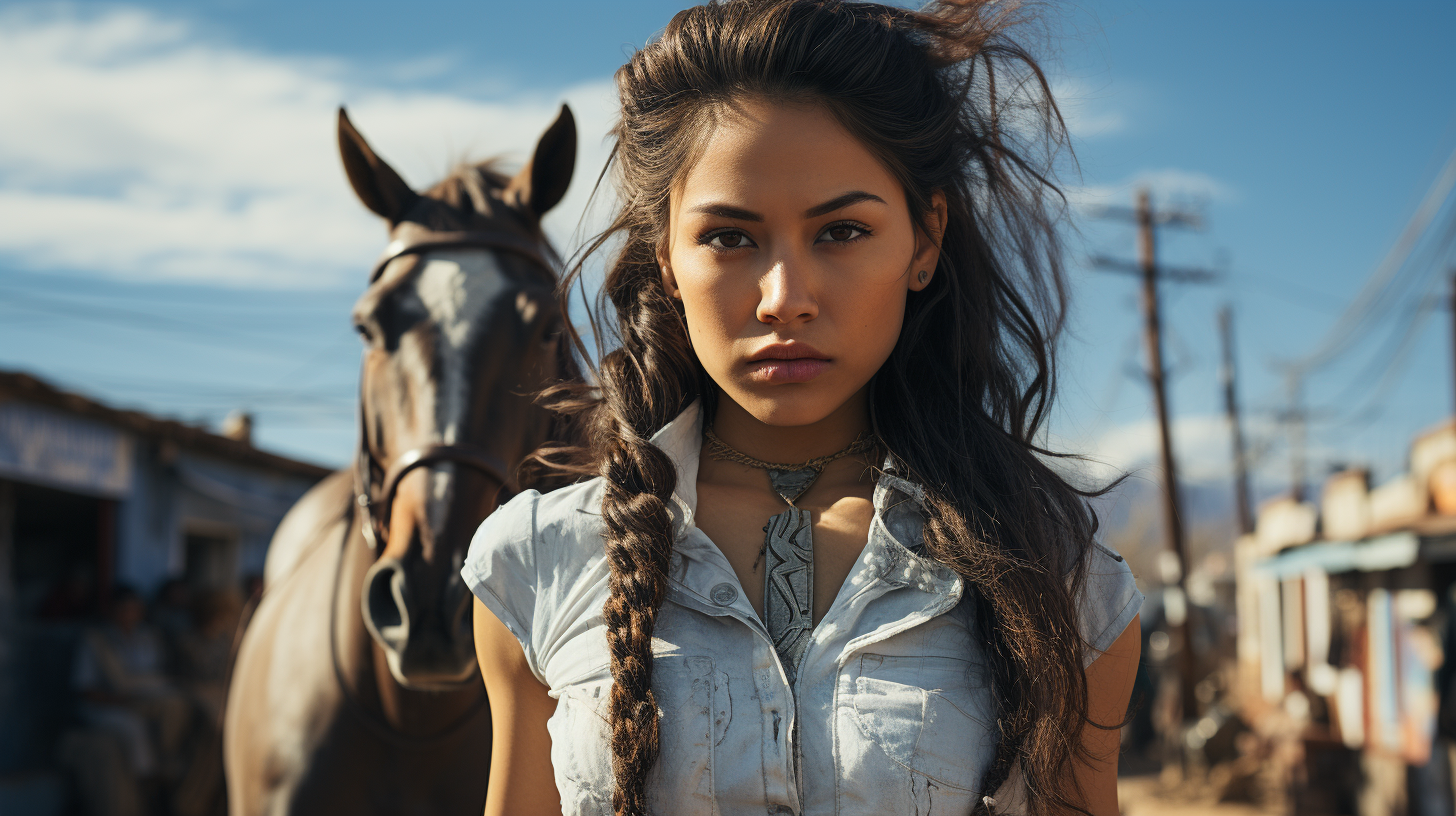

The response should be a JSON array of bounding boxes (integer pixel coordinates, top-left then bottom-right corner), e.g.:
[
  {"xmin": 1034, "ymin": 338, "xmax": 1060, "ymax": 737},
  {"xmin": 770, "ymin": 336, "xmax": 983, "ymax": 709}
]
[
  {"xmin": 1076, "ymin": 541, "xmax": 1144, "ymax": 668},
  {"xmin": 463, "ymin": 489, "xmax": 545, "ymax": 682}
]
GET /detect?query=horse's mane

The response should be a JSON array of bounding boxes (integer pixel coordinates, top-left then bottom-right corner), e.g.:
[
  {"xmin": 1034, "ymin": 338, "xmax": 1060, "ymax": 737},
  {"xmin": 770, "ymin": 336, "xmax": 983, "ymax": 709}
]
[
  {"xmin": 410, "ymin": 161, "xmax": 545, "ymax": 250},
  {"xmin": 424, "ymin": 161, "xmax": 513, "ymax": 211}
]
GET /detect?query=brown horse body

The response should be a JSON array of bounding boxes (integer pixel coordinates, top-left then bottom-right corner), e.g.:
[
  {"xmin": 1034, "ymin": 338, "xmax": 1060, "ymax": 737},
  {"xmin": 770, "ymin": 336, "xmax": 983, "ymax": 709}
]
[{"xmin": 224, "ymin": 107, "xmax": 577, "ymax": 816}]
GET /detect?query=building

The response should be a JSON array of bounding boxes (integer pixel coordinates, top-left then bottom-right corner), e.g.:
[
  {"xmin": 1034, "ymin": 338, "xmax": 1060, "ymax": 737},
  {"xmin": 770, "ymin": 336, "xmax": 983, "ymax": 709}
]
[
  {"xmin": 1235, "ymin": 420, "xmax": 1456, "ymax": 814},
  {"xmin": 0, "ymin": 369, "xmax": 332, "ymax": 812}
]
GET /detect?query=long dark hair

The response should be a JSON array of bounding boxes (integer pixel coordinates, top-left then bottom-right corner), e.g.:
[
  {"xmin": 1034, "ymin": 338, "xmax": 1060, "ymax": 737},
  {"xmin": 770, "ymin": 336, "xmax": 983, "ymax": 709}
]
[{"xmin": 535, "ymin": 1, "xmax": 1107, "ymax": 813}]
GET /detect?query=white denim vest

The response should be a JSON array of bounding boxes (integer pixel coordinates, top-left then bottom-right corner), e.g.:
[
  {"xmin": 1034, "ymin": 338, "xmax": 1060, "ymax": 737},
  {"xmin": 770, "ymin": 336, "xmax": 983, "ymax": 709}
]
[{"xmin": 463, "ymin": 401, "xmax": 1143, "ymax": 816}]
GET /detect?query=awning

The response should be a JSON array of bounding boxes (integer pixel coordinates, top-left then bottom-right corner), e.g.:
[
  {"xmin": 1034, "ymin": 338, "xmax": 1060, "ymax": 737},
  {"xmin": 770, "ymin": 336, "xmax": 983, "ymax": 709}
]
[{"xmin": 1252, "ymin": 532, "xmax": 1420, "ymax": 580}]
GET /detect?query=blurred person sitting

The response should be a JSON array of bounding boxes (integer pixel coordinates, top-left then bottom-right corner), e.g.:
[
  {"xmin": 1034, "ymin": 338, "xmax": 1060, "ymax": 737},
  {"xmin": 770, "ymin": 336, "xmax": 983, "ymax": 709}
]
[
  {"xmin": 169, "ymin": 588, "xmax": 244, "ymax": 816},
  {"xmin": 72, "ymin": 585, "xmax": 192, "ymax": 782},
  {"xmin": 174, "ymin": 588, "xmax": 242, "ymax": 726},
  {"xmin": 151, "ymin": 578, "xmax": 193, "ymax": 663}
]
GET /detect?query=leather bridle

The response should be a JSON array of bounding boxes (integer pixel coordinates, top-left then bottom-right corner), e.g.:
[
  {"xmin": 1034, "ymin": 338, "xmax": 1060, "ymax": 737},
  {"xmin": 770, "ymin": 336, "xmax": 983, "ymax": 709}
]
[{"xmin": 353, "ymin": 225, "xmax": 554, "ymax": 551}]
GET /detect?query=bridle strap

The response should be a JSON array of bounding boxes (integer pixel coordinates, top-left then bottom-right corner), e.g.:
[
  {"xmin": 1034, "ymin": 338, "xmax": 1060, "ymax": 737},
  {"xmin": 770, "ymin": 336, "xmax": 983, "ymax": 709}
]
[
  {"xmin": 354, "ymin": 224, "xmax": 551, "ymax": 551},
  {"xmin": 368, "ymin": 228, "xmax": 553, "ymax": 283},
  {"xmin": 359, "ymin": 440, "xmax": 515, "ymax": 551}
]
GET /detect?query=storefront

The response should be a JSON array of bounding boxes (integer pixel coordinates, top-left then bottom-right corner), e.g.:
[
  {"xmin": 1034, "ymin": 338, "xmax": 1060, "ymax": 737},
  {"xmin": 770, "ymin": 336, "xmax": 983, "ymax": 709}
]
[
  {"xmin": 1236, "ymin": 421, "xmax": 1456, "ymax": 814},
  {"xmin": 0, "ymin": 370, "xmax": 330, "ymax": 808}
]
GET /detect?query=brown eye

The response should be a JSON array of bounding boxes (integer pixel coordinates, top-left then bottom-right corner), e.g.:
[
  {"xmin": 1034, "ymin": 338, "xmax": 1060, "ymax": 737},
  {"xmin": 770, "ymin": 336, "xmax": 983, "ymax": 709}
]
[
  {"xmin": 821, "ymin": 223, "xmax": 866, "ymax": 243},
  {"xmin": 705, "ymin": 230, "xmax": 752, "ymax": 250}
]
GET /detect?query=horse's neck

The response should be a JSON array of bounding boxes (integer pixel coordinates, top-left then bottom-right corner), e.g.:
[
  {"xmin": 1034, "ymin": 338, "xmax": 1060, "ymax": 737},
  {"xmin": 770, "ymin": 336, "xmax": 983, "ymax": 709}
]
[{"xmin": 335, "ymin": 523, "xmax": 485, "ymax": 737}]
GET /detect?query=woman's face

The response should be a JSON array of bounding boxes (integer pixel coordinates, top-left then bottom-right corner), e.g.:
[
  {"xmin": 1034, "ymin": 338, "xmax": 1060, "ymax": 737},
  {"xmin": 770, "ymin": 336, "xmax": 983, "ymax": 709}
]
[{"xmin": 661, "ymin": 98, "xmax": 945, "ymax": 428}]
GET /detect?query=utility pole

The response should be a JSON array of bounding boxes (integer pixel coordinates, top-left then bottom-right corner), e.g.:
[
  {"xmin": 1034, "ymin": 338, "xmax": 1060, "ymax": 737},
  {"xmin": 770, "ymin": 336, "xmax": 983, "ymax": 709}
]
[
  {"xmin": 1090, "ymin": 188, "xmax": 1213, "ymax": 726},
  {"xmin": 1283, "ymin": 370, "xmax": 1308, "ymax": 503},
  {"xmin": 1220, "ymin": 306, "xmax": 1255, "ymax": 536}
]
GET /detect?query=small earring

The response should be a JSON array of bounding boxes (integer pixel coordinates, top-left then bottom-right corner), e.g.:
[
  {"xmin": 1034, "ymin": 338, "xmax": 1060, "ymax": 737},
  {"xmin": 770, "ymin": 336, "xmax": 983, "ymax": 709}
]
[{"xmin": 918, "ymin": 270, "xmax": 929, "ymax": 284}]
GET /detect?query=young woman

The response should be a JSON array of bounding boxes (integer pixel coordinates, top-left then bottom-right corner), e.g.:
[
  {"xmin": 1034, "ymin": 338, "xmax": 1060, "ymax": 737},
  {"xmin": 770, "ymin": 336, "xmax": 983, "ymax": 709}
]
[{"xmin": 464, "ymin": 1, "xmax": 1142, "ymax": 814}]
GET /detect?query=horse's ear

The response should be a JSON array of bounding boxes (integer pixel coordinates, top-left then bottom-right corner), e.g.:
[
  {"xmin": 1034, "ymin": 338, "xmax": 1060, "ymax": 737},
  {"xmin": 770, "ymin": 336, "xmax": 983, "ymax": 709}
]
[
  {"xmin": 511, "ymin": 104, "xmax": 577, "ymax": 220},
  {"xmin": 337, "ymin": 107, "xmax": 419, "ymax": 223}
]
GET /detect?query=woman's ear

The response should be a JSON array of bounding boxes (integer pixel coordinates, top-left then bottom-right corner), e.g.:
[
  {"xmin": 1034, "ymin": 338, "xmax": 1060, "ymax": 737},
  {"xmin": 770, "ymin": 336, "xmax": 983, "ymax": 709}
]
[
  {"xmin": 657, "ymin": 242, "xmax": 682, "ymax": 300},
  {"xmin": 909, "ymin": 189, "xmax": 948, "ymax": 292}
]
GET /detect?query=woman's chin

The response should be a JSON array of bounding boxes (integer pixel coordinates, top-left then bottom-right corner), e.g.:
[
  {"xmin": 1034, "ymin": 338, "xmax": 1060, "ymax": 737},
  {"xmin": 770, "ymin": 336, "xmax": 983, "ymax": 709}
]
[{"xmin": 719, "ymin": 382, "xmax": 862, "ymax": 429}]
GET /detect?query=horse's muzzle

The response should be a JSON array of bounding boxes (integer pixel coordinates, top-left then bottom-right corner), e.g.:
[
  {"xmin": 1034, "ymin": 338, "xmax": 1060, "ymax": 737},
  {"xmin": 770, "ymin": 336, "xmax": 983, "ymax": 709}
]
[{"xmin": 361, "ymin": 556, "xmax": 478, "ymax": 690}]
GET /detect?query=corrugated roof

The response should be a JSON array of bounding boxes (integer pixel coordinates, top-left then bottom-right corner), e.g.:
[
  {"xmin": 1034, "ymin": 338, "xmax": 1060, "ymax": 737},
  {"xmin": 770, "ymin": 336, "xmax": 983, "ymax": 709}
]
[{"xmin": 0, "ymin": 369, "xmax": 333, "ymax": 480}]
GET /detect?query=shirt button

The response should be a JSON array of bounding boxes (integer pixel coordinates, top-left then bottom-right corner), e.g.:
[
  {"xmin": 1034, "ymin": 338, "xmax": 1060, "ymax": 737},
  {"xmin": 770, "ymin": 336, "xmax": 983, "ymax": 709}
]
[
  {"xmin": 768, "ymin": 807, "xmax": 796, "ymax": 815},
  {"xmin": 710, "ymin": 582, "xmax": 738, "ymax": 606}
]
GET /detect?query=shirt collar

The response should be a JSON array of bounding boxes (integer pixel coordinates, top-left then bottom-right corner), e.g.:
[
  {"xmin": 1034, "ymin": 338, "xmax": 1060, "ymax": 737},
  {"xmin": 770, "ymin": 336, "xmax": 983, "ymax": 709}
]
[
  {"xmin": 647, "ymin": 399, "xmax": 929, "ymax": 534},
  {"xmin": 648, "ymin": 399, "xmax": 706, "ymax": 532},
  {"xmin": 650, "ymin": 399, "xmax": 960, "ymax": 607}
]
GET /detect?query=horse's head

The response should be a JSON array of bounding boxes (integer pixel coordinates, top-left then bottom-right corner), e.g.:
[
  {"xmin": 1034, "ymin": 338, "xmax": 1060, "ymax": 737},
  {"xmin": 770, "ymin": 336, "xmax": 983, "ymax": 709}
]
[{"xmin": 338, "ymin": 107, "xmax": 575, "ymax": 690}]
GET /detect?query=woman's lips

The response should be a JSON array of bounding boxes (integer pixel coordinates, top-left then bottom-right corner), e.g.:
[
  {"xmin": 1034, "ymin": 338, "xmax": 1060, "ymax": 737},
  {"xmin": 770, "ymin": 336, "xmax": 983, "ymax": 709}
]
[
  {"xmin": 743, "ymin": 340, "xmax": 831, "ymax": 383},
  {"xmin": 744, "ymin": 358, "xmax": 831, "ymax": 383}
]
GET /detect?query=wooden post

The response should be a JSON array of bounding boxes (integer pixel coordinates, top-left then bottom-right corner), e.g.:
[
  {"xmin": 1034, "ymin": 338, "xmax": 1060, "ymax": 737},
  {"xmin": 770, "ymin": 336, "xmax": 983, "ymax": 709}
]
[
  {"xmin": 1286, "ymin": 371, "xmax": 1307, "ymax": 503},
  {"xmin": 1090, "ymin": 190, "xmax": 1213, "ymax": 729},
  {"xmin": 1133, "ymin": 188, "xmax": 1199, "ymax": 724},
  {"xmin": 97, "ymin": 499, "xmax": 115, "ymax": 611},
  {"xmin": 0, "ymin": 480, "xmax": 13, "ymax": 617},
  {"xmin": 1220, "ymin": 306, "xmax": 1254, "ymax": 535}
]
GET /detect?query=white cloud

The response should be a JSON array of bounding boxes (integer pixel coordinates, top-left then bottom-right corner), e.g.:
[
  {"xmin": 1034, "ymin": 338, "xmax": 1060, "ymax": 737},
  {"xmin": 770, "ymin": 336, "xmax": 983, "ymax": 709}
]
[
  {"xmin": 0, "ymin": 5, "xmax": 619, "ymax": 289},
  {"xmin": 1069, "ymin": 167, "xmax": 1236, "ymax": 213},
  {"xmin": 1081, "ymin": 414, "xmax": 1233, "ymax": 483},
  {"xmin": 1050, "ymin": 78, "xmax": 1126, "ymax": 140},
  {"xmin": 1053, "ymin": 412, "xmax": 1284, "ymax": 488},
  {"xmin": 0, "ymin": 4, "xmax": 1149, "ymax": 291}
]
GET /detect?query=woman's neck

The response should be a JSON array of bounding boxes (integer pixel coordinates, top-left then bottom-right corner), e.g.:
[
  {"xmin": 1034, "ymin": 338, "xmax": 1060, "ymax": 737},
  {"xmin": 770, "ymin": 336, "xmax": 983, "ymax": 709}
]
[{"xmin": 708, "ymin": 387, "xmax": 872, "ymax": 465}]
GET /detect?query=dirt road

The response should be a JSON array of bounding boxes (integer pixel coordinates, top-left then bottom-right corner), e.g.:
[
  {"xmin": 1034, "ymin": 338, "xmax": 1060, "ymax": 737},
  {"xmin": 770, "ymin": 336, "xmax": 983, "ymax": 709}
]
[{"xmin": 1119, "ymin": 774, "xmax": 1280, "ymax": 816}]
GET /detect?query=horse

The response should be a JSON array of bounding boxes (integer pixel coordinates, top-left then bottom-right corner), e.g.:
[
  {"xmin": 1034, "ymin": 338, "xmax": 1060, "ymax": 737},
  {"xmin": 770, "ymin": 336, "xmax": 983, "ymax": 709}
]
[{"xmin": 223, "ymin": 104, "xmax": 578, "ymax": 816}]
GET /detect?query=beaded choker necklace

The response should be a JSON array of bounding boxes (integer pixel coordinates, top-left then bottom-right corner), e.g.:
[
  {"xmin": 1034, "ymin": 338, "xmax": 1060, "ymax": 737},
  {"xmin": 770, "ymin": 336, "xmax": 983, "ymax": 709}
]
[
  {"xmin": 703, "ymin": 427, "xmax": 879, "ymax": 683},
  {"xmin": 702, "ymin": 427, "xmax": 878, "ymax": 505}
]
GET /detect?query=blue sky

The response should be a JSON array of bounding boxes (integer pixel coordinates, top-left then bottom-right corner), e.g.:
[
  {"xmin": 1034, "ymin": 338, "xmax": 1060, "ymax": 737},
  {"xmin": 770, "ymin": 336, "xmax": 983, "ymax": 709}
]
[{"xmin": 1, "ymin": 0, "xmax": 1453, "ymax": 504}]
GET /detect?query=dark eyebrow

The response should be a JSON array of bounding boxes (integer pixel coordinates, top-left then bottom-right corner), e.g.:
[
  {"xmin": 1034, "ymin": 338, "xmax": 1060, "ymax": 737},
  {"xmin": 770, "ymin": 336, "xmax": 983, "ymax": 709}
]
[
  {"xmin": 688, "ymin": 203, "xmax": 763, "ymax": 221},
  {"xmin": 803, "ymin": 191, "xmax": 886, "ymax": 218},
  {"xmin": 686, "ymin": 191, "xmax": 887, "ymax": 223}
]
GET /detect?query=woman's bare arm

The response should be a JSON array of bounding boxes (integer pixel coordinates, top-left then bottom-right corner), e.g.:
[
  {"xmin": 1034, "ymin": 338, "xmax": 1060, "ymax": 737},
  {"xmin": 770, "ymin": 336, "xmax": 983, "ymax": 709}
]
[
  {"xmin": 1069, "ymin": 614, "xmax": 1141, "ymax": 815},
  {"xmin": 474, "ymin": 598, "xmax": 561, "ymax": 816}
]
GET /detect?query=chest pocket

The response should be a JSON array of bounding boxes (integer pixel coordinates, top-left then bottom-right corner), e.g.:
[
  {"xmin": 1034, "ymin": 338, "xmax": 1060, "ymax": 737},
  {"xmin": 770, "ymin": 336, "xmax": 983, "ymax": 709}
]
[
  {"xmin": 848, "ymin": 653, "xmax": 996, "ymax": 797},
  {"xmin": 549, "ymin": 655, "xmax": 724, "ymax": 816}
]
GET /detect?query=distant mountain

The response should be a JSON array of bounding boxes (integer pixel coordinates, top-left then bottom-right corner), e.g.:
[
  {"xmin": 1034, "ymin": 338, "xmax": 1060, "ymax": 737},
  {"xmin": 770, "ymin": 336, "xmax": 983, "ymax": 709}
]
[
  {"xmin": 1091, "ymin": 476, "xmax": 1240, "ymax": 546},
  {"xmin": 1088, "ymin": 475, "xmax": 1282, "ymax": 584}
]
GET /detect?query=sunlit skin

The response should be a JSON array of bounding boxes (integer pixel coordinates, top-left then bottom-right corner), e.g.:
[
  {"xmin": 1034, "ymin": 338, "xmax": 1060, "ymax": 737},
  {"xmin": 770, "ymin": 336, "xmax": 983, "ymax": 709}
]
[
  {"xmin": 660, "ymin": 99, "xmax": 940, "ymax": 434},
  {"xmin": 473, "ymin": 97, "xmax": 1139, "ymax": 816}
]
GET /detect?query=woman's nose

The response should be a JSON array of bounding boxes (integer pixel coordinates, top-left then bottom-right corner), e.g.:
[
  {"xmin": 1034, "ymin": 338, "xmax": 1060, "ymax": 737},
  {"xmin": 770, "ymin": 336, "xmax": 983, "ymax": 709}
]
[{"xmin": 756, "ymin": 256, "xmax": 819, "ymax": 325}]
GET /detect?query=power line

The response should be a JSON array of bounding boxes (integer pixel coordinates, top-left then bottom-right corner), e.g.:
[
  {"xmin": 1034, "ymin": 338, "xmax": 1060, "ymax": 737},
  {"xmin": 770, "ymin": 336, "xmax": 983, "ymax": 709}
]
[
  {"xmin": 0, "ymin": 286, "xmax": 348, "ymax": 343},
  {"xmin": 25, "ymin": 366, "xmax": 354, "ymax": 405},
  {"xmin": 1265, "ymin": 144, "xmax": 1456, "ymax": 489},
  {"xmin": 1290, "ymin": 143, "xmax": 1456, "ymax": 373},
  {"xmin": 1321, "ymin": 294, "xmax": 1442, "ymax": 418},
  {"xmin": 1315, "ymin": 294, "xmax": 1446, "ymax": 441},
  {"xmin": 1296, "ymin": 216, "xmax": 1456, "ymax": 431},
  {"xmin": 1226, "ymin": 269, "xmax": 1347, "ymax": 315},
  {"xmin": 0, "ymin": 285, "xmax": 345, "ymax": 314}
]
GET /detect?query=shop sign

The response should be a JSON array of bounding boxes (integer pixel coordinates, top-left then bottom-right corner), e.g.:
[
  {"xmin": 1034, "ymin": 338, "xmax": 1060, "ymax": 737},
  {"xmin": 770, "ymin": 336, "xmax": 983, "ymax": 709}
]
[{"xmin": 0, "ymin": 400, "xmax": 133, "ymax": 496}]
